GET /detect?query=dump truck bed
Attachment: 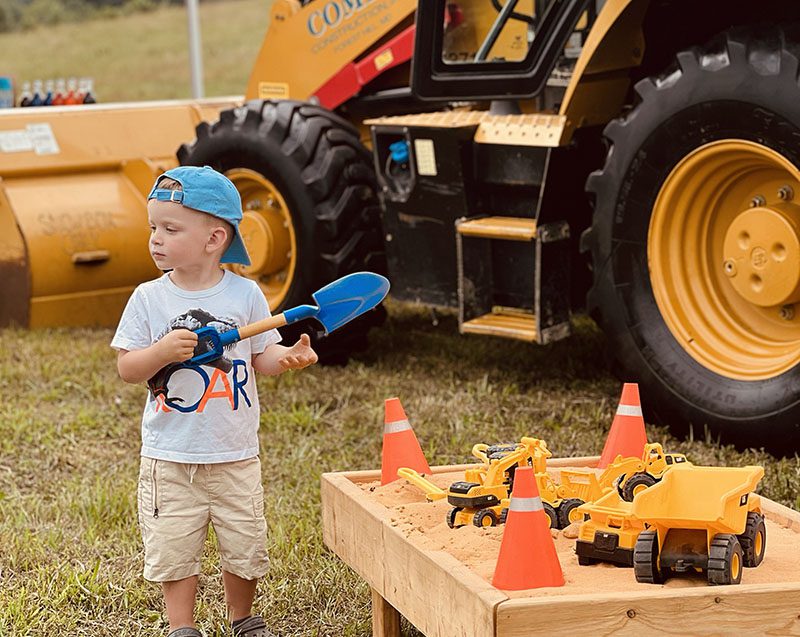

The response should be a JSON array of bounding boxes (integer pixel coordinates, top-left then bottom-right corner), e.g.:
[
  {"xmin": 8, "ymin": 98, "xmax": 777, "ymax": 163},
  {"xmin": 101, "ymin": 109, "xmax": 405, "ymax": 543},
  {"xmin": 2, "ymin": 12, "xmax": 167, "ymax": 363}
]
[{"xmin": 631, "ymin": 465, "xmax": 764, "ymax": 534}]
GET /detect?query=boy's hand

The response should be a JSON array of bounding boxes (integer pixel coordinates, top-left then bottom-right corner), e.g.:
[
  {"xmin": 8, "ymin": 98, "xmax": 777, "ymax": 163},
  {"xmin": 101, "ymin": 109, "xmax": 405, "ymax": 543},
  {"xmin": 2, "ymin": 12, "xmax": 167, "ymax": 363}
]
[
  {"xmin": 156, "ymin": 328, "xmax": 198, "ymax": 364},
  {"xmin": 278, "ymin": 333, "xmax": 318, "ymax": 370}
]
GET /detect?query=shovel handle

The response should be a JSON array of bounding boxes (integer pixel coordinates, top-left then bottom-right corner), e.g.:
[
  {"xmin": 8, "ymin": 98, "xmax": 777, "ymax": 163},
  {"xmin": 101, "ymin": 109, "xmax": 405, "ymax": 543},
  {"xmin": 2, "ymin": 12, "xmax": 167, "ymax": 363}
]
[{"xmin": 237, "ymin": 313, "xmax": 288, "ymax": 340}]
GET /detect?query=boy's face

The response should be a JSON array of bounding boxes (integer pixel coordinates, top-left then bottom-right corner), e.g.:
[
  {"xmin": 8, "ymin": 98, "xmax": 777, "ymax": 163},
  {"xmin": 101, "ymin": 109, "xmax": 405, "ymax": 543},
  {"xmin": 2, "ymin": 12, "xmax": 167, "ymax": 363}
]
[{"xmin": 147, "ymin": 200, "xmax": 225, "ymax": 270}]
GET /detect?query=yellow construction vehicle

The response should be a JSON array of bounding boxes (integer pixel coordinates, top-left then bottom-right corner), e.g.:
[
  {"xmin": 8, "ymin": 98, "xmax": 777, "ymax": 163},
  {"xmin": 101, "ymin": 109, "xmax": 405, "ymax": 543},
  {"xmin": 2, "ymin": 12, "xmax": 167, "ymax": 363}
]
[
  {"xmin": 4, "ymin": 0, "xmax": 800, "ymax": 450},
  {"xmin": 631, "ymin": 464, "xmax": 766, "ymax": 585},
  {"xmin": 399, "ymin": 436, "xmax": 585, "ymax": 529},
  {"xmin": 575, "ymin": 464, "xmax": 765, "ymax": 576},
  {"xmin": 444, "ymin": 437, "xmax": 563, "ymax": 528},
  {"xmin": 0, "ymin": 0, "xmax": 422, "ymax": 361},
  {"xmin": 559, "ymin": 442, "xmax": 689, "ymax": 504}
]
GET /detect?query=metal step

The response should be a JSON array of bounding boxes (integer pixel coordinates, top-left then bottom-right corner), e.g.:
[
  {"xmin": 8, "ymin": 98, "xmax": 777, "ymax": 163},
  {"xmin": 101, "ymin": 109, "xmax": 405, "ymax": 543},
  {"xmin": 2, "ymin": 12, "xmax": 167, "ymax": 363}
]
[
  {"xmin": 456, "ymin": 216, "xmax": 537, "ymax": 242},
  {"xmin": 460, "ymin": 308, "xmax": 538, "ymax": 342},
  {"xmin": 366, "ymin": 111, "xmax": 566, "ymax": 147}
]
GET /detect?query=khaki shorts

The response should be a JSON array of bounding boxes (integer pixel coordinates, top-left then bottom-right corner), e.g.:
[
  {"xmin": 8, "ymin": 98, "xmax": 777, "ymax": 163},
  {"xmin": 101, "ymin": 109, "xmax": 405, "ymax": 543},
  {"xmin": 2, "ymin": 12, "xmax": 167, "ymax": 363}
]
[{"xmin": 137, "ymin": 456, "xmax": 269, "ymax": 582}]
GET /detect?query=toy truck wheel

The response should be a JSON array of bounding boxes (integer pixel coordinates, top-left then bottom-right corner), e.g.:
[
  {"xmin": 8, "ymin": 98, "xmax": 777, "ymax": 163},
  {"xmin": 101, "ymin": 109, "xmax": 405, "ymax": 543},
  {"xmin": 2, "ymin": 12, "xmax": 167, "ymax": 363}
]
[
  {"xmin": 633, "ymin": 529, "xmax": 664, "ymax": 584},
  {"xmin": 543, "ymin": 502, "xmax": 558, "ymax": 530},
  {"xmin": 557, "ymin": 498, "xmax": 585, "ymax": 529},
  {"xmin": 446, "ymin": 507, "xmax": 463, "ymax": 529},
  {"xmin": 473, "ymin": 509, "xmax": 497, "ymax": 528},
  {"xmin": 584, "ymin": 27, "xmax": 800, "ymax": 453},
  {"xmin": 621, "ymin": 473, "xmax": 658, "ymax": 502},
  {"xmin": 708, "ymin": 534, "xmax": 743, "ymax": 585},
  {"xmin": 178, "ymin": 100, "xmax": 386, "ymax": 365},
  {"xmin": 738, "ymin": 512, "xmax": 767, "ymax": 567}
]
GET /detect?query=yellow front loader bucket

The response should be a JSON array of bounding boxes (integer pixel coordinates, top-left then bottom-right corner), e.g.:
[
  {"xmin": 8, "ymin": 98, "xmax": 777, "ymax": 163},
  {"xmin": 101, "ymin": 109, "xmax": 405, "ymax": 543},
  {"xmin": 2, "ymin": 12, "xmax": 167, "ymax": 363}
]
[{"xmin": 0, "ymin": 97, "xmax": 239, "ymax": 328}]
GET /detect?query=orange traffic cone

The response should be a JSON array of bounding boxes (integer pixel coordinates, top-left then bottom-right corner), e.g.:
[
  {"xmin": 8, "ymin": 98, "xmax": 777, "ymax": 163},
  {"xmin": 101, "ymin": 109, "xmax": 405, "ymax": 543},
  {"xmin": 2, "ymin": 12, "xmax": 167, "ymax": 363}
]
[
  {"xmin": 380, "ymin": 398, "xmax": 431, "ymax": 485},
  {"xmin": 492, "ymin": 466, "xmax": 564, "ymax": 590},
  {"xmin": 598, "ymin": 383, "xmax": 648, "ymax": 468}
]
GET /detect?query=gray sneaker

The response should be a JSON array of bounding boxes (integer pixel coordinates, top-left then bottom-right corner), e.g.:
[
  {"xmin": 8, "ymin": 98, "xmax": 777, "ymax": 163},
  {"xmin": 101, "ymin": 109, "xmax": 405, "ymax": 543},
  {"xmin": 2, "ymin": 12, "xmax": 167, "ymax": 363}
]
[
  {"xmin": 233, "ymin": 615, "xmax": 276, "ymax": 637},
  {"xmin": 167, "ymin": 629, "xmax": 203, "ymax": 637}
]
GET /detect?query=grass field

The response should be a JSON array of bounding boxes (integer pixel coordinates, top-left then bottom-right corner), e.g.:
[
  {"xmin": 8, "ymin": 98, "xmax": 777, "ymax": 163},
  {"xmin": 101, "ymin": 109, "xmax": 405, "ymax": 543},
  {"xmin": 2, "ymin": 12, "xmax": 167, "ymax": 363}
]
[
  {"xmin": 0, "ymin": 0, "xmax": 270, "ymax": 102},
  {"xmin": 1, "ymin": 304, "xmax": 799, "ymax": 636}
]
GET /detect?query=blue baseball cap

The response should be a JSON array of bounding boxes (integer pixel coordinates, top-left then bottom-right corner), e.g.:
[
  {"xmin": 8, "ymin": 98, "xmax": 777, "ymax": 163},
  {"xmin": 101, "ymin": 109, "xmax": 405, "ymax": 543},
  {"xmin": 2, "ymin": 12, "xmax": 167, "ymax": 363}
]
[{"xmin": 147, "ymin": 165, "xmax": 251, "ymax": 266}]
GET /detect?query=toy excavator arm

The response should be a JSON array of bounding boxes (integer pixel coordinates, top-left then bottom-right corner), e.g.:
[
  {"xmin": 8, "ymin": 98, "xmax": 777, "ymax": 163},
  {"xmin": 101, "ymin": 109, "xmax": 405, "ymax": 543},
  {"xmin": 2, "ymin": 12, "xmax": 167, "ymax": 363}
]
[
  {"xmin": 397, "ymin": 468, "xmax": 447, "ymax": 501},
  {"xmin": 471, "ymin": 443, "xmax": 490, "ymax": 464},
  {"xmin": 521, "ymin": 436, "xmax": 551, "ymax": 474},
  {"xmin": 484, "ymin": 438, "xmax": 547, "ymax": 484}
]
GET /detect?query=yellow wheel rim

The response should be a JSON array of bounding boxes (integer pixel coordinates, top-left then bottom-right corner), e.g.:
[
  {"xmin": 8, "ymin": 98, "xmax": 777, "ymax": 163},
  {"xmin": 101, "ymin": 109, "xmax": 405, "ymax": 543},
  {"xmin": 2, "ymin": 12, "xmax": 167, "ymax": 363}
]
[
  {"xmin": 755, "ymin": 530, "xmax": 763, "ymax": 556},
  {"xmin": 225, "ymin": 169, "xmax": 297, "ymax": 309},
  {"xmin": 649, "ymin": 140, "xmax": 800, "ymax": 380},
  {"xmin": 568, "ymin": 507, "xmax": 583, "ymax": 524},
  {"xmin": 731, "ymin": 551, "xmax": 741, "ymax": 581}
]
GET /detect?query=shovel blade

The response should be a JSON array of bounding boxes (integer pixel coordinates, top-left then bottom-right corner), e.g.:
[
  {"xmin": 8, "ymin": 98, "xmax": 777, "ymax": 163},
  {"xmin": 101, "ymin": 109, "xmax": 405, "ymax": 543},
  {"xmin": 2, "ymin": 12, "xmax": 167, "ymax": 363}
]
[{"xmin": 311, "ymin": 272, "xmax": 390, "ymax": 334}]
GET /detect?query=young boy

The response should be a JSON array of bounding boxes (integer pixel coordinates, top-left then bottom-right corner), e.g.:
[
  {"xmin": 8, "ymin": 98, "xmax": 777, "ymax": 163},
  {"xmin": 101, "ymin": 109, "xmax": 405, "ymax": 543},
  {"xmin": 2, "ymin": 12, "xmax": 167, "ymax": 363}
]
[{"xmin": 112, "ymin": 166, "xmax": 317, "ymax": 637}]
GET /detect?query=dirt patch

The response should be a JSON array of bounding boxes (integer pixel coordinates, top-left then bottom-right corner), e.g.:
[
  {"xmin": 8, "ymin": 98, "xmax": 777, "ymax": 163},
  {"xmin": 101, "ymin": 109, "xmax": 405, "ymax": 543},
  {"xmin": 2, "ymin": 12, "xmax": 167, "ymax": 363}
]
[{"xmin": 360, "ymin": 470, "xmax": 800, "ymax": 597}]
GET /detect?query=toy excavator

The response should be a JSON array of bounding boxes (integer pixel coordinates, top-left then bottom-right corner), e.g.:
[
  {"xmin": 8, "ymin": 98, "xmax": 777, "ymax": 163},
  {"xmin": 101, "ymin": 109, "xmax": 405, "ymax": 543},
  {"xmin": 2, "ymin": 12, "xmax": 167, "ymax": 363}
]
[{"xmin": 399, "ymin": 437, "xmax": 581, "ymax": 529}]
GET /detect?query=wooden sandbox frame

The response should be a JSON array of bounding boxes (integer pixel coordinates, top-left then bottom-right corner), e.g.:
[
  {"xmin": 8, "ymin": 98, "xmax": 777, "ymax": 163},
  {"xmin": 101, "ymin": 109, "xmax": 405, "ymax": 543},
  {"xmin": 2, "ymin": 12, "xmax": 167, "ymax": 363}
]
[{"xmin": 321, "ymin": 456, "xmax": 800, "ymax": 636}]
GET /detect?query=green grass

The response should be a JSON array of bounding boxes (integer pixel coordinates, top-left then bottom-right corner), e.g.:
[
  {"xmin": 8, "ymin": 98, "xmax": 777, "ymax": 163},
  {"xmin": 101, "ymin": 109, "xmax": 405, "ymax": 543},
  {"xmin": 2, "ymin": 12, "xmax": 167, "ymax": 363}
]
[
  {"xmin": 0, "ymin": 0, "xmax": 271, "ymax": 102},
  {"xmin": 1, "ymin": 303, "xmax": 799, "ymax": 635}
]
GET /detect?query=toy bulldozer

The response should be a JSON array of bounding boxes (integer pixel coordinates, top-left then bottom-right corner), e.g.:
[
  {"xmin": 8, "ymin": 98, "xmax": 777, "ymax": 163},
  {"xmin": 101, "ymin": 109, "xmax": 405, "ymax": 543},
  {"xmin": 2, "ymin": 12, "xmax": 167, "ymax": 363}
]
[
  {"xmin": 560, "ymin": 442, "xmax": 690, "ymax": 504},
  {"xmin": 631, "ymin": 465, "xmax": 766, "ymax": 585}
]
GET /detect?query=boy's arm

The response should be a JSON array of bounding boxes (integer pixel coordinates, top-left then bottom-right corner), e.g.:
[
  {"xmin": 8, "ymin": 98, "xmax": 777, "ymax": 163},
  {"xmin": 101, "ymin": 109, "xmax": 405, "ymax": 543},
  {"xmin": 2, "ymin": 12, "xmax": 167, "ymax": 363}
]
[
  {"xmin": 117, "ymin": 329, "xmax": 198, "ymax": 384},
  {"xmin": 252, "ymin": 333, "xmax": 318, "ymax": 376}
]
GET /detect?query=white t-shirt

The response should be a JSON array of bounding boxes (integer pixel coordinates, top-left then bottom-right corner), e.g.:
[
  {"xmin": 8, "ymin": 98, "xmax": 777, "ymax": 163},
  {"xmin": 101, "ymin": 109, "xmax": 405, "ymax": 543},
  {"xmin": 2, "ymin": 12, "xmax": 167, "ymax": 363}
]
[{"xmin": 111, "ymin": 271, "xmax": 282, "ymax": 463}]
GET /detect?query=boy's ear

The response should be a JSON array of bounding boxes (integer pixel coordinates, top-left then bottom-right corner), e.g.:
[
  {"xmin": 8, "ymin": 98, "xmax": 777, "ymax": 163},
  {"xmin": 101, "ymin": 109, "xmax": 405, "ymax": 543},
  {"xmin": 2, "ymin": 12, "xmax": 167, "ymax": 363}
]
[{"xmin": 206, "ymin": 225, "xmax": 229, "ymax": 253}]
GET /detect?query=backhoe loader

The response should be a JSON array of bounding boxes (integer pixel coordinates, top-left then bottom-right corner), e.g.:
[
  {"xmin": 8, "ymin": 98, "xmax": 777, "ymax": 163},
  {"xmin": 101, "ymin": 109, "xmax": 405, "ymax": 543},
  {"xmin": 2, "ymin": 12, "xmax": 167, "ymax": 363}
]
[
  {"xmin": 400, "ymin": 437, "xmax": 585, "ymax": 529},
  {"xmin": 3, "ymin": 0, "xmax": 800, "ymax": 451}
]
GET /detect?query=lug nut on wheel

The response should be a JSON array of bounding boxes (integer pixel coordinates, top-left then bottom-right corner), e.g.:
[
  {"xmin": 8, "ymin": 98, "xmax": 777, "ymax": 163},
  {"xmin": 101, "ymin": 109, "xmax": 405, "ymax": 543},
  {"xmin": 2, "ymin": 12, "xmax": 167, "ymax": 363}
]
[{"xmin": 723, "ymin": 259, "xmax": 737, "ymax": 277}]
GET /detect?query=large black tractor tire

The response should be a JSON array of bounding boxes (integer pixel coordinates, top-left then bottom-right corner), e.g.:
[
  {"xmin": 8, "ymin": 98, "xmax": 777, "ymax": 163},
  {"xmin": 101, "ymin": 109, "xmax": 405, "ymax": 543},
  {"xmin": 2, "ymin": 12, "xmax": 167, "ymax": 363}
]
[
  {"xmin": 178, "ymin": 100, "xmax": 386, "ymax": 364},
  {"xmin": 583, "ymin": 27, "xmax": 800, "ymax": 453}
]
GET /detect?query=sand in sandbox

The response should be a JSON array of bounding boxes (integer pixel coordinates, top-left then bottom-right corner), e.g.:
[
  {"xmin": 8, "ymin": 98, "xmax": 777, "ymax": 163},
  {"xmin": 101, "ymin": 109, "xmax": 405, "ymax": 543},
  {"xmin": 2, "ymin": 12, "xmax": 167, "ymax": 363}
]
[{"xmin": 360, "ymin": 470, "xmax": 800, "ymax": 598}]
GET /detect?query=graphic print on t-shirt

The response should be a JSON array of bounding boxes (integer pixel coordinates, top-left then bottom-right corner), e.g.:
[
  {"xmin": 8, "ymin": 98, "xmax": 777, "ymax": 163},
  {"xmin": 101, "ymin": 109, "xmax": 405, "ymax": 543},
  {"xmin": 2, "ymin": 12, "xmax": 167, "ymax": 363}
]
[{"xmin": 147, "ymin": 308, "xmax": 250, "ymax": 413}]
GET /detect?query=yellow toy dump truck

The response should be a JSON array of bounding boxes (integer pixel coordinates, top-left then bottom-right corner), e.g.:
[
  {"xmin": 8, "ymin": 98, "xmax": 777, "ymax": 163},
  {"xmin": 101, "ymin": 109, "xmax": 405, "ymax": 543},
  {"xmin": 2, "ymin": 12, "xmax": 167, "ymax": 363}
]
[
  {"xmin": 5, "ymin": 0, "xmax": 800, "ymax": 452},
  {"xmin": 575, "ymin": 464, "xmax": 765, "ymax": 577},
  {"xmin": 631, "ymin": 465, "xmax": 766, "ymax": 585}
]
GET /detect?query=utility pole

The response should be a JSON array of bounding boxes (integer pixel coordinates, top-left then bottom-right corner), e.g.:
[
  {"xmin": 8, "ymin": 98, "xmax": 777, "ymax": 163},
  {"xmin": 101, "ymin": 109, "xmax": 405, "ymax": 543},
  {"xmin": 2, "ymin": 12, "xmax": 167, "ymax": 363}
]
[{"xmin": 186, "ymin": 0, "xmax": 204, "ymax": 98}]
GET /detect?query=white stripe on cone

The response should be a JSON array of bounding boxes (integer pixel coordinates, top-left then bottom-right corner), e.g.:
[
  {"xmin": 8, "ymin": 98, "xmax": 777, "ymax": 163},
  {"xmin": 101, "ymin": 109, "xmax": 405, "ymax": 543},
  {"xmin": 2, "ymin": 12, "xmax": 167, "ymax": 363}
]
[
  {"xmin": 384, "ymin": 419, "xmax": 413, "ymax": 434},
  {"xmin": 508, "ymin": 496, "xmax": 544, "ymax": 513},
  {"xmin": 616, "ymin": 404, "xmax": 643, "ymax": 417}
]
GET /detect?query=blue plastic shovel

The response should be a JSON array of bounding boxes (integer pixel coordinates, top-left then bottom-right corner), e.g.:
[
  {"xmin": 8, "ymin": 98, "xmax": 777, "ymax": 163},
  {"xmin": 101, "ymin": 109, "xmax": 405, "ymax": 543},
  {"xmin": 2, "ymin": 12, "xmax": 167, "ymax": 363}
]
[{"xmin": 188, "ymin": 271, "xmax": 390, "ymax": 365}]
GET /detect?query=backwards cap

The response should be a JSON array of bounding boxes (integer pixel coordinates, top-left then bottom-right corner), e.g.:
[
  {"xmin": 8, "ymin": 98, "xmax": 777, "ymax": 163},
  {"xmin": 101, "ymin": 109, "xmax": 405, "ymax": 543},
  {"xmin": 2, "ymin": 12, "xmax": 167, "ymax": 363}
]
[{"xmin": 147, "ymin": 165, "xmax": 250, "ymax": 266}]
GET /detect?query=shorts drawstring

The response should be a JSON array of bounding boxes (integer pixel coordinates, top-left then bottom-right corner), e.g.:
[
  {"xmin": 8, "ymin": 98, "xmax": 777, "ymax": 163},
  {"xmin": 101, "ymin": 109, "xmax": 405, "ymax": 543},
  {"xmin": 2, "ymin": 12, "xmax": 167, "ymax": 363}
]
[{"xmin": 187, "ymin": 463, "xmax": 198, "ymax": 484}]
